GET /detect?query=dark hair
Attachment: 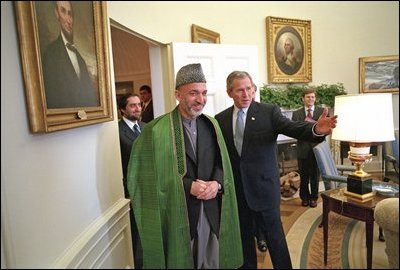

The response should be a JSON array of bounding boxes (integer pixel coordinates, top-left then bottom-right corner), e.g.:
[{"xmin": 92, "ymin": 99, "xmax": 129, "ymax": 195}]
[
  {"xmin": 302, "ymin": 89, "xmax": 316, "ymax": 97},
  {"xmin": 118, "ymin": 93, "xmax": 140, "ymax": 112},
  {"xmin": 139, "ymin": 85, "xmax": 152, "ymax": 93},
  {"xmin": 226, "ymin": 71, "xmax": 255, "ymax": 91}
]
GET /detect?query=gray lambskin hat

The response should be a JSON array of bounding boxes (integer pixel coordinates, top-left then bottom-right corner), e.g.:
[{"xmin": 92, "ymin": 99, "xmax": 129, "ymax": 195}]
[{"xmin": 175, "ymin": 63, "xmax": 206, "ymax": 89}]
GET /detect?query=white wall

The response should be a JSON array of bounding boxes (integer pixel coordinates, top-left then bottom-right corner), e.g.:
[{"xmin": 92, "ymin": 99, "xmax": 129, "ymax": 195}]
[
  {"xmin": 108, "ymin": 1, "xmax": 399, "ymax": 127},
  {"xmin": 1, "ymin": 1, "xmax": 399, "ymax": 268}
]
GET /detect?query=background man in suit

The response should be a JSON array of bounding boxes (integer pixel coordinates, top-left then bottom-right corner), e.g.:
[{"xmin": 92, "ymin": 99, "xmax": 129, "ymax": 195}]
[
  {"xmin": 127, "ymin": 64, "xmax": 242, "ymax": 268},
  {"xmin": 118, "ymin": 93, "xmax": 145, "ymax": 269},
  {"xmin": 292, "ymin": 89, "xmax": 325, "ymax": 208},
  {"xmin": 139, "ymin": 85, "xmax": 154, "ymax": 122},
  {"xmin": 215, "ymin": 71, "xmax": 337, "ymax": 269},
  {"xmin": 42, "ymin": 1, "xmax": 98, "ymax": 108}
]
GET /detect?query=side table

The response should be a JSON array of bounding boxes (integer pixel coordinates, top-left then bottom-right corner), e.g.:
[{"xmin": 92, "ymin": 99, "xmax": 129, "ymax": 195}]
[{"xmin": 320, "ymin": 188, "xmax": 387, "ymax": 269}]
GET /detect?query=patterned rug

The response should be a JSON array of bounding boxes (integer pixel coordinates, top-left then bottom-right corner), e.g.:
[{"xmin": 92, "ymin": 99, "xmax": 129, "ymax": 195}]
[{"xmin": 286, "ymin": 203, "xmax": 389, "ymax": 269}]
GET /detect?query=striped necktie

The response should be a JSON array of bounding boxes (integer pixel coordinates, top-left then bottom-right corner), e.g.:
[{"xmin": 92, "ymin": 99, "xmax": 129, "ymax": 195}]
[{"xmin": 133, "ymin": 124, "xmax": 141, "ymax": 135}]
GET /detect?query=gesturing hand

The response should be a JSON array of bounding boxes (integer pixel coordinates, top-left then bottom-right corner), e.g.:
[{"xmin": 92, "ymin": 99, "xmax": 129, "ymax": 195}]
[{"xmin": 315, "ymin": 107, "xmax": 338, "ymax": 135}]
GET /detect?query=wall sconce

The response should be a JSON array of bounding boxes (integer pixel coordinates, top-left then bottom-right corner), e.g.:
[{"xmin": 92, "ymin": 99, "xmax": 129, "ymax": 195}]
[{"xmin": 332, "ymin": 93, "xmax": 394, "ymax": 201}]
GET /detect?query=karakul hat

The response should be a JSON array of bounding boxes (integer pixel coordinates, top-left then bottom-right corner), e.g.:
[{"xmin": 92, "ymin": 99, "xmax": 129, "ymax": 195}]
[{"xmin": 175, "ymin": 63, "xmax": 206, "ymax": 89}]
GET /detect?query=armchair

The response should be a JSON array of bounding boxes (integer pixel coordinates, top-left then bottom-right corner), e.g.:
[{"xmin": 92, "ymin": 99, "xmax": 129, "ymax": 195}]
[
  {"xmin": 374, "ymin": 198, "xmax": 399, "ymax": 269},
  {"xmin": 313, "ymin": 140, "xmax": 356, "ymax": 190}
]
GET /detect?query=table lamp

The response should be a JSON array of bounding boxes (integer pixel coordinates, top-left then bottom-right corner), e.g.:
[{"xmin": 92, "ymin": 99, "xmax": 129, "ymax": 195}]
[{"xmin": 332, "ymin": 93, "xmax": 394, "ymax": 201}]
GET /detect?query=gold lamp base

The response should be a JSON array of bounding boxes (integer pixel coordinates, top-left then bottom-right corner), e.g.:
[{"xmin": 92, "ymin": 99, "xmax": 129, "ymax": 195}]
[
  {"xmin": 343, "ymin": 144, "xmax": 375, "ymax": 202},
  {"xmin": 344, "ymin": 189, "xmax": 374, "ymax": 202}
]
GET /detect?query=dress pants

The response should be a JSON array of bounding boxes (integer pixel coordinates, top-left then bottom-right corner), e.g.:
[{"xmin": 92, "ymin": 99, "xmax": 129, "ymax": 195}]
[
  {"xmin": 298, "ymin": 151, "xmax": 319, "ymax": 201},
  {"xmin": 257, "ymin": 208, "xmax": 292, "ymax": 269},
  {"xmin": 238, "ymin": 200, "xmax": 292, "ymax": 269}
]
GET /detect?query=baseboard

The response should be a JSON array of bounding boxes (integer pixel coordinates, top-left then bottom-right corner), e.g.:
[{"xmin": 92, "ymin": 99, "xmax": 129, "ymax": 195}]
[{"xmin": 51, "ymin": 198, "xmax": 134, "ymax": 269}]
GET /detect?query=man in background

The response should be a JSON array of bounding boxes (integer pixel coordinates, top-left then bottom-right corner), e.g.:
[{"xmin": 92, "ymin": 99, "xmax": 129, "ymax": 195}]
[
  {"xmin": 42, "ymin": 1, "xmax": 98, "ymax": 108},
  {"xmin": 139, "ymin": 85, "xmax": 154, "ymax": 122},
  {"xmin": 118, "ymin": 93, "xmax": 145, "ymax": 269},
  {"xmin": 292, "ymin": 89, "xmax": 325, "ymax": 208}
]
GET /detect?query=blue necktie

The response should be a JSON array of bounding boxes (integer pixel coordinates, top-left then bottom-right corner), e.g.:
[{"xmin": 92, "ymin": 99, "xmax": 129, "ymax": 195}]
[
  {"xmin": 133, "ymin": 124, "xmax": 141, "ymax": 136},
  {"xmin": 235, "ymin": 109, "xmax": 245, "ymax": 156}
]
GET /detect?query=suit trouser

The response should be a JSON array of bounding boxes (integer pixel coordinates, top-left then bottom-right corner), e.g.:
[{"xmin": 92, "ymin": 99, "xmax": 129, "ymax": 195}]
[
  {"xmin": 129, "ymin": 209, "xmax": 143, "ymax": 269},
  {"xmin": 257, "ymin": 208, "xmax": 292, "ymax": 269},
  {"xmin": 238, "ymin": 201, "xmax": 292, "ymax": 269},
  {"xmin": 298, "ymin": 151, "xmax": 320, "ymax": 201}
]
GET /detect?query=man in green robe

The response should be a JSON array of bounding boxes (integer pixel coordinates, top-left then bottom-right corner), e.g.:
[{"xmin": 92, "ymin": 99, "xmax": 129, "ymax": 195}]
[{"xmin": 127, "ymin": 63, "xmax": 243, "ymax": 268}]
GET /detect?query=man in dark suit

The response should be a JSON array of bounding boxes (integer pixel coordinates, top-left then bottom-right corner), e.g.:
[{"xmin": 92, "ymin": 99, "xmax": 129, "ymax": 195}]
[
  {"xmin": 118, "ymin": 93, "xmax": 145, "ymax": 269},
  {"xmin": 292, "ymin": 89, "xmax": 325, "ymax": 208},
  {"xmin": 215, "ymin": 71, "xmax": 337, "ymax": 269},
  {"xmin": 139, "ymin": 85, "xmax": 154, "ymax": 122},
  {"xmin": 42, "ymin": 1, "xmax": 98, "ymax": 108}
]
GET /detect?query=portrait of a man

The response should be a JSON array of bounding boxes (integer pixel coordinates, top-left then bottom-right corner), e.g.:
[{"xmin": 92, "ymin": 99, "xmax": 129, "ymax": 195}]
[
  {"xmin": 36, "ymin": 1, "xmax": 99, "ymax": 109},
  {"xmin": 274, "ymin": 27, "xmax": 304, "ymax": 75}
]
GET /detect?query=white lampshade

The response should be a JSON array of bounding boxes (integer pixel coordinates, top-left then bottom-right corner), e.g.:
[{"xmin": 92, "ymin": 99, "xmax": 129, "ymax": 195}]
[{"xmin": 332, "ymin": 93, "xmax": 394, "ymax": 143}]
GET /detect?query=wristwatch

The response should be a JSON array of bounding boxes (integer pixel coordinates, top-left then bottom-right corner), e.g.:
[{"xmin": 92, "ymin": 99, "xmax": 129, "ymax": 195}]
[{"xmin": 218, "ymin": 183, "xmax": 222, "ymax": 193}]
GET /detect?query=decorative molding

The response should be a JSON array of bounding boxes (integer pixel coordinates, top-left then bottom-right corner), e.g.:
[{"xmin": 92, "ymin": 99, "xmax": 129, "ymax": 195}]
[{"xmin": 51, "ymin": 198, "xmax": 134, "ymax": 269}]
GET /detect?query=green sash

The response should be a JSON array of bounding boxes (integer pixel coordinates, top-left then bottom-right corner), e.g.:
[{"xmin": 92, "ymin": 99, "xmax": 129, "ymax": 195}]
[{"xmin": 128, "ymin": 107, "xmax": 243, "ymax": 268}]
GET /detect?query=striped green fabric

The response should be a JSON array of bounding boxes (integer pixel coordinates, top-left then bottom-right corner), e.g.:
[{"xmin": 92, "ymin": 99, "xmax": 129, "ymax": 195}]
[{"xmin": 128, "ymin": 107, "xmax": 243, "ymax": 268}]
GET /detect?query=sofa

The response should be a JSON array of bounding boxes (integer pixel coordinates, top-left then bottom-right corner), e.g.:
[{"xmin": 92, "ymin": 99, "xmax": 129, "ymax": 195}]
[{"xmin": 374, "ymin": 198, "xmax": 399, "ymax": 269}]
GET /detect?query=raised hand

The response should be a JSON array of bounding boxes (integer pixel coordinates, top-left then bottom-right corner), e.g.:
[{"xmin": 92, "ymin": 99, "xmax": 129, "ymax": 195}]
[{"xmin": 315, "ymin": 107, "xmax": 338, "ymax": 135}]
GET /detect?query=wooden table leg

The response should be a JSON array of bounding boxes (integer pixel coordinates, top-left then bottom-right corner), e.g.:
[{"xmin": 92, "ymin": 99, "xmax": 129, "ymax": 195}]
[{"xmin": 366, "ymin": 215, "xmax": 374, "ymax": 269}]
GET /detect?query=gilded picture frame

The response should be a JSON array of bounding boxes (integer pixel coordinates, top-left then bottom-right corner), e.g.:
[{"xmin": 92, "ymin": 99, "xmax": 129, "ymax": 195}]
[
  {"xmin": 191, "ymin": 24, "xmax": 220, "ymax": 44},
  {"xmin": 266, "ymin": 16, "xmax": 312, "ymax": 83},
  {"xmin": 14, "ymin": 1, "xmax": 113, "ymax": 133},
  {"xmin": 359, "ymin": 55, "xmax": 399, "ymax": 93}
]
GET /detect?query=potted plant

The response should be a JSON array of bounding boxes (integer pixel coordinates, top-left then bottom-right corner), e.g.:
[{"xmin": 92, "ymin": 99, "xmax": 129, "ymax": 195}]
[{"xmin": 259, "ymin": 83, "xmax": 347, "ymax": 109}]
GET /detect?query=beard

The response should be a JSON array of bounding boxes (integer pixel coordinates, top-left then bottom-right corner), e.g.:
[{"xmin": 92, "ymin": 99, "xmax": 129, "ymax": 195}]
[
  {"xmin": 126, "ymin": 113, "xmax": 140, "ymax": 121},
  {"xmin": 189, "ymin": 107, "xmax": 203, "ymax": 118}
]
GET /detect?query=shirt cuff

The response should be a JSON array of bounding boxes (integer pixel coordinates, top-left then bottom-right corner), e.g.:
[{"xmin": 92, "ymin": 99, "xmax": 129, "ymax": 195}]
[{"xmin": 312, "ymin": 123, "xmax": 324, "ymax": 137}]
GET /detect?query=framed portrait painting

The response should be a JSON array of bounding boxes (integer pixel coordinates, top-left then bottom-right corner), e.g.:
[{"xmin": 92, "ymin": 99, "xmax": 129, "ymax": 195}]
[
  {"xmin": 359, "ymin": 55, "xmax": 399, "ymax": 93},
  {"xmin": 191, "ymin": 24, "xmax": 220, "ymax": 44},
  {"xmin": 14, "ymin": 1, "xmax": 113, "ymax": 133},
  {"xmin": 266, "ymin": 16, "xmax": 312, "ymax": 83}
]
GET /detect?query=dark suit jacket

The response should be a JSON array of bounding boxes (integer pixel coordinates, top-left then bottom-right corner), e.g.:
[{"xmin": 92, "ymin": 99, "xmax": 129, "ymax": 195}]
[
  {"xmin": 215, "ymin": 102, "xmax": 324, "ymax": 211},
  {"xmin": 42, "ymin": 35, "xmax": 98, "ymax": 108},
  {"xmin": 182, "ymin": 115, "xmax": 223, "ymax": 238},
  {"xmin": 141, "ymin": 100, "xmax": 154, "ymax": 123},
  {"xmin": 119, "ymin": 119, "xmax": 145, "ymax": 197},
  {"xmin": 292, "ymin": 106, "xmax": 325, "ymax": 159}
]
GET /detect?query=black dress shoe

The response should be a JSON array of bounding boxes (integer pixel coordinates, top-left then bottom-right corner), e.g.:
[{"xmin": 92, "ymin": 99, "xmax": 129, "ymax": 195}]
[
  {"xmin": 309, "ymin": 200, "xmax": 317, "ymax": 208},
  {"xmin": 257, "ymin": 240, "xmax": 267, "ymax": 252},
  {"xmin": 301, "ymin": 200, "xmax": 309, "ymax": 207}
]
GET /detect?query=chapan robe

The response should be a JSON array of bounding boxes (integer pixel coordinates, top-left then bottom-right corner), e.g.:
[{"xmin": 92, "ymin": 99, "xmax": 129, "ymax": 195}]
[{"xmin": 127, "ymin": 107, "xmax": 243, "ymax": 268}]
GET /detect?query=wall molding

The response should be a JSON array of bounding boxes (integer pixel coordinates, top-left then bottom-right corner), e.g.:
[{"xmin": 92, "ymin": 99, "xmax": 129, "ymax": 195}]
[{"xmin": 51, "ymin": 198, "xmax": 134, "ymax": 268}]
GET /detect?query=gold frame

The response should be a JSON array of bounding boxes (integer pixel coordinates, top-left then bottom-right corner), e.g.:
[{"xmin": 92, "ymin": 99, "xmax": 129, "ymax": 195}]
[
  {"xmin": 359, "ymin": 55, "xmax": 399, "ymax": 93},
  {"xmin": 266, "ymin": 16, "xmax": 312, "ymax": 83},
  {"xmin": 14, "ymin": 1, "xmax": 113, "ymax": 133},
  {"xmin": 191, "ymin": 24, "xmax": 220, "ymax": 44}
]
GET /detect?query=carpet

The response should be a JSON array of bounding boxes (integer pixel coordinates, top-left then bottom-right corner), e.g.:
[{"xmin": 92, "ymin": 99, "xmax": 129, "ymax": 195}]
[
  {"xmin": 281, "ymin": 181, "xmax": 326, "ymax": 201},
  {"xmin": 286, "ymin": 203, "xmax": 389, "ymax": 269}
]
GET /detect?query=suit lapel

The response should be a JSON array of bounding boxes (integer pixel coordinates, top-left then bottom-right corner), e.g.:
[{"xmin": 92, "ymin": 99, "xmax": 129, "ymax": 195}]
[
  {"xmin": 183, "ymin": 125, "xmax": 197, "ymax": 164},
  {"xmin": 241, "ymin": 102, "xmax": 259, "ymax": 155},
  {"xmin": 121, "ymin": 120, "xmax": 137, "ymax": 142}
]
